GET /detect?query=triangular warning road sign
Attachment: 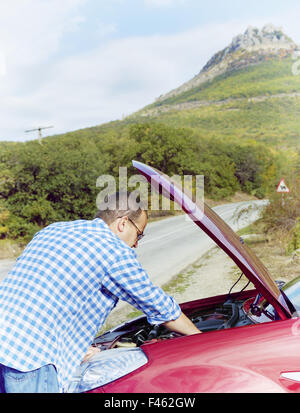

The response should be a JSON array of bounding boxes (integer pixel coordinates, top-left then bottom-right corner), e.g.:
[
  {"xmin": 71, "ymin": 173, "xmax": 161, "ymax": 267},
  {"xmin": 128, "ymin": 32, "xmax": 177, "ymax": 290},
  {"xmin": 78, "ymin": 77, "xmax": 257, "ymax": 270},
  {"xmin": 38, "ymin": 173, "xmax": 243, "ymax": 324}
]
[{"xmin": 276, "ymin": 178, "xmax": 290, "ymax": 193}]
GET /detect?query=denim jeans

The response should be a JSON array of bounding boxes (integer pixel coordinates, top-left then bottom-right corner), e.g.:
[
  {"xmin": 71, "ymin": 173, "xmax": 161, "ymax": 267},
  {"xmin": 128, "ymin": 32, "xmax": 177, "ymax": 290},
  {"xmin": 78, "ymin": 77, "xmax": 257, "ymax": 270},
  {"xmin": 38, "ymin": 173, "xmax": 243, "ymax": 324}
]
[{"xmin": 0, "ymin": 363, "xmax": 59, "ymax": 393}]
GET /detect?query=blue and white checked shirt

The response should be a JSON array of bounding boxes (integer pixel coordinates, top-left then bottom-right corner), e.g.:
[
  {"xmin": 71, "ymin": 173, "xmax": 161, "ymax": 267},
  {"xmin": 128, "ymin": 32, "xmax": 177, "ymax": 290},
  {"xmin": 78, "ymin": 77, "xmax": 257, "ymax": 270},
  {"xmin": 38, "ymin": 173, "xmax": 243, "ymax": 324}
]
[{"xmin": 0, "ymin": 218, "xmax": 181, "ymax": 391}]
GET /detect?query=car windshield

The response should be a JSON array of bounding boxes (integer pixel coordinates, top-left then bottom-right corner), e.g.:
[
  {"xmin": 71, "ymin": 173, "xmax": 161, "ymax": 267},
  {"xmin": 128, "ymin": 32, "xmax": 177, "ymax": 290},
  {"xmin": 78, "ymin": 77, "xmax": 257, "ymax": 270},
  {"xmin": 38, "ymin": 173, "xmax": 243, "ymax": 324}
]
[
  {"xmin": 263, "ymin": 276, "xmax": 300, "ymax": 319},
  {"xmin": 282, "ymin": 276, "xmax": 300, "ymax": 313}
]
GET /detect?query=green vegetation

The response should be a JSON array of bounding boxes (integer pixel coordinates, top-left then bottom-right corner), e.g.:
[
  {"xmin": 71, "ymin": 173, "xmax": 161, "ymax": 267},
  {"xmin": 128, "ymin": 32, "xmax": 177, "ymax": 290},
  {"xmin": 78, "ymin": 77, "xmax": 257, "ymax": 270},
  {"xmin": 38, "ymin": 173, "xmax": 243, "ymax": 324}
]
[
  {"xmin": 134, "ymin": 97, "xmax": 300, "ymax": 150},
  {"xmin": 240, "ymin": 154, "xmax": 300, "ymax": 256},
  {"xmin": 0, "ymin": 121, "xmax": 279, "ymax": 242},
  {"xmin": 150, "ymin": 57, "xmax": 300, "ymax": 106},
  {"xmin": 0, "ymin": 136, "xmax": 111, "ymax": 241},
  {"xmin": 261, "ymin": 162, "xmax": 300, "ymax": 254},
  {"xmin": 133, "ymin": 57, "xmax": 300, "ymax": 153},
  {"xmin": 1, "ymin": 54, "xmax": 299, "ymax": 244}
]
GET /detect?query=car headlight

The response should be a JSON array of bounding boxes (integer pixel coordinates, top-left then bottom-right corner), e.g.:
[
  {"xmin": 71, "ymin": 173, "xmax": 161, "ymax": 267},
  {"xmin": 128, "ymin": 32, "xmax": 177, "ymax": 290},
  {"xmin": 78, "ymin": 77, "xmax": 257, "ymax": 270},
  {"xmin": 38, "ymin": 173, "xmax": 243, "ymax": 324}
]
[{"xmin": 65, "ymin": 347, "xmax": 148, "ymax": 393}]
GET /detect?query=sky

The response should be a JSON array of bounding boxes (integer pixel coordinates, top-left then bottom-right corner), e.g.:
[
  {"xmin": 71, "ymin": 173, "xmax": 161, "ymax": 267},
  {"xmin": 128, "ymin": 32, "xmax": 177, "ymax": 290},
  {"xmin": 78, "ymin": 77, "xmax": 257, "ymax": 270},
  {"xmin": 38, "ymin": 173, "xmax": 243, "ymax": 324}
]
[{"xmin": 1, "ymin": 0, "xmax": 300, "ymax": 142}]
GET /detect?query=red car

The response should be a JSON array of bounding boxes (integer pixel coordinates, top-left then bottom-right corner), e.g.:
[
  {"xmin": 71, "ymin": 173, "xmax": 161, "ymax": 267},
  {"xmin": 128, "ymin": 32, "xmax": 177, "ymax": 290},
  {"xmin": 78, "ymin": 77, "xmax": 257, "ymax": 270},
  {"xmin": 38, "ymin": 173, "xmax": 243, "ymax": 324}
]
[{"xmin": 66, "ymin": 161, "xmax": 300, "ymax": 394}]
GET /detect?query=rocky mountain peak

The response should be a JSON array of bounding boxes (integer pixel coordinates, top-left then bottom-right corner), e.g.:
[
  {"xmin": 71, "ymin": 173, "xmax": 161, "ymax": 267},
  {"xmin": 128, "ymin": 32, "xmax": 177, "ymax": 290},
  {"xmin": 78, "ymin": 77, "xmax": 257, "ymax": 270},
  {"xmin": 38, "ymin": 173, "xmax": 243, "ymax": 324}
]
[
  {"xmin": 156, "ymin": 25, "xmax": 298, "ymax": 103},
  {"xmin": 202, "ymin": 24, "xmax": 296, "ymax": 72},
  {"xmin": 234, "ymin": 24, "xmax": 293, "ymax": 51}
]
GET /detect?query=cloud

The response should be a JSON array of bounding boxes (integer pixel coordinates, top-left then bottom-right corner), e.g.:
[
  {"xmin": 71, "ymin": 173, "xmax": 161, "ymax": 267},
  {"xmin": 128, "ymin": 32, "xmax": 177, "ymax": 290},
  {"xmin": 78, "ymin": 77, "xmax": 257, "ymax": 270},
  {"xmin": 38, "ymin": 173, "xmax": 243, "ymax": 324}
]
[
  {"xmin": 0, "ymin": 51, "xmax": 6, "ymax": 76},
  {"xmin": 1, "ymin": 20, "xmax": 250, "ymax": 140},
  {"xmin": 96, "ymin": 22, "xmax": 118, "ymax": 38},
  {"xmin": 0, "ymin": 0, "xmax": 86, "ymax": 68},
  {"xmin": 0, "ymin": 0, "xmax": 87, "ymax": 139},
  {"xmin": 1, "ymin": 0, "xmax": 300, "ymax": 141}
]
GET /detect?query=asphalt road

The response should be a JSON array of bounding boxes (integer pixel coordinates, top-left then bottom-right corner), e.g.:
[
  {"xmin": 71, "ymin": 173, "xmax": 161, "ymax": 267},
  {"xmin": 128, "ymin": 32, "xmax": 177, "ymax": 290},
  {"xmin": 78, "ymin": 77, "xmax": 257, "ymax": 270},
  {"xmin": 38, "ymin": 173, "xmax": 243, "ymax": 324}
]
[
  {"xmin": 0, "ymin": 200, "xmax": 267, "ymax": 285},
  {"xmin": 136, "ymin": 199, "xmax": 267, "ymax": 286}
]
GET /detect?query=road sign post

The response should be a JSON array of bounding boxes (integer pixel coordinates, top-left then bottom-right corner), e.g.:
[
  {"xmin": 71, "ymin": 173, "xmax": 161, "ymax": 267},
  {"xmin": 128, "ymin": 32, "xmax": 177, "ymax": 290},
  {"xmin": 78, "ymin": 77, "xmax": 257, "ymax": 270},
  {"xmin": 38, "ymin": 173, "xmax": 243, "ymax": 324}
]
[{"xmin": 276, "ymin": 178, "xmax": 290, "ymax": 208}]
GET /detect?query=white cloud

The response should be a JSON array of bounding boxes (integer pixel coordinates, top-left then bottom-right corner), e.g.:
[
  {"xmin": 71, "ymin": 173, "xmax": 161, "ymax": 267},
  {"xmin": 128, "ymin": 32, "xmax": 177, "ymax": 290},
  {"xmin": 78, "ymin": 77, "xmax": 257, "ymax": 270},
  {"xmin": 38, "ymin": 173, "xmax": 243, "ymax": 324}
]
[
  {"xmin": 96, "ymin": 22, "xmax": 118, "ymax": 38},
  {"xmin": 0, "ymin": 51, "xmax": 6, "ymax": 76},
  {"xmin": 1, "ymin": 0, "xmax": 300, "ymax": 141},
  {"xmin": 0, "ymin": 0, "xmax": 86, "ymax": 68},
  {"xmin": 0, "ymin": 0, "xmax": 86, "ymax": 139},
  {"xmin": 1, "ymin": 20, "xmax": 250, "ymax": 140}
]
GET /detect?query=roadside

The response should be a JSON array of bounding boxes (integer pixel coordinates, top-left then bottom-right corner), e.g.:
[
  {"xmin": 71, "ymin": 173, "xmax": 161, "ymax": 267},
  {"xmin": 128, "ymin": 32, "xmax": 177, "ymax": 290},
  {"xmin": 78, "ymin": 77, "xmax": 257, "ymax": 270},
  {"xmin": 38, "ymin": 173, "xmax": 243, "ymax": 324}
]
[
  {"xmin": 246, "ymin": 234, "xmax": 300, "ymax": 284},
  {"xmin": 0, "ymin": 239, "xmax": 24, "ymax": 260},
  {"xmin": 0, "ymin": 191, "xmax": 257, "ymax": 260}
]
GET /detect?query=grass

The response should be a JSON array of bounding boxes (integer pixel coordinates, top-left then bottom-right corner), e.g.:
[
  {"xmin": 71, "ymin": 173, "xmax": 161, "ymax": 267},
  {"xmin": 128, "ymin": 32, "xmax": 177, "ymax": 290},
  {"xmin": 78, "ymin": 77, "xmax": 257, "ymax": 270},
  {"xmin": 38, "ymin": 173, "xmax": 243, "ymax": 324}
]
[
  {"xmin": 151, "ymin": 58, "xmax": 300, "ymax": 106},
  {"xmin": 129, "ymin": 58, "xmax": 300, "ymax": 153},
  {"xmin": 137, "ymin": 97, "xmax": 300, "ymax": 150},
  {"xmin": 235, "ymin": 218, "xmax": 300, "ymax": 283}
]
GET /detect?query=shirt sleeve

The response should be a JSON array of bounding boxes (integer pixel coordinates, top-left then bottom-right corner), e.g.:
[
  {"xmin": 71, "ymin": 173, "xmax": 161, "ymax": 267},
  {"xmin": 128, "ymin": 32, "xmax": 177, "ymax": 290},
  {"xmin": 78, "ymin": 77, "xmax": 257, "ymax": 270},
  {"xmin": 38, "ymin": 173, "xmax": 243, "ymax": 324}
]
[{"xmin": 102, "ymin": 248, "xmax": 181, "ymax": 325}]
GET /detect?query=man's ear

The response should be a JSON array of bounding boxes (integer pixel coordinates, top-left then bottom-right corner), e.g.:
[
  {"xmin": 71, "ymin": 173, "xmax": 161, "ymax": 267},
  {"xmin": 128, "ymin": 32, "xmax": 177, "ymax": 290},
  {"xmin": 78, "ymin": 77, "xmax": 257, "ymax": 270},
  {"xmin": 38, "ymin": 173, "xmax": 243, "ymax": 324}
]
[{"xmin": 116, "ymin": 216, "xmax": 128, "ymax": 233}]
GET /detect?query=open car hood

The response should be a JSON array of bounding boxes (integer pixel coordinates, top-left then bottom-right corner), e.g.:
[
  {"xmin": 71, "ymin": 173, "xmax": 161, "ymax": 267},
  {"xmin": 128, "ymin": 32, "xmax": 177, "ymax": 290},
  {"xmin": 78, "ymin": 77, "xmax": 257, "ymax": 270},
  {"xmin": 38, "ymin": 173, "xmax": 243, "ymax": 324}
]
[{"xmin": 132, "ymin": 160, "xmax": 293, "ymax": 320}]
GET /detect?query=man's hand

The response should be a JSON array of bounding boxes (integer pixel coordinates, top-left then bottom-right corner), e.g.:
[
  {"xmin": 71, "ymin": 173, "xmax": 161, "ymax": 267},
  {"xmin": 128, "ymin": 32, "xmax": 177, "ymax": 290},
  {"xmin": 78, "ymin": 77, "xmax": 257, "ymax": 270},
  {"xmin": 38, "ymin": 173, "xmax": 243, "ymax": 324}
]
[
  {"xmin": 163, "ymin": 312, "xmax": 202, "ymax": 336},
  {"xmin": 81, "ymin": 346, "xmax": 102, "ymax": 364}
]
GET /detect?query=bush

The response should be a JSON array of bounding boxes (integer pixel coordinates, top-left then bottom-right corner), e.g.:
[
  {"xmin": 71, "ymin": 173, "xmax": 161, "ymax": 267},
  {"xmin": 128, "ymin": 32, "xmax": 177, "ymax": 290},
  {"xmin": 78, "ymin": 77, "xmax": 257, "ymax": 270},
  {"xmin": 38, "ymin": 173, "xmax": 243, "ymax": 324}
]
[
  {"xmin": 0, "ymin": 203, "xmax": 10, "ymax": 239},
  {"xmin": 261, "ymin": 171, "xmax": 300, "ymax": 253},
  {"xmin": 0, "ymin": 225, "xmax": 8, "ymax": 239},
  {"xmin": 287, "ymin": 218, "xmax": 300, "ymax": 253},
  {"xmin": 6, "ymin": 215, "xmax": 40, "ymax": 242},
  {"xmin": 0, "ymin": 121, "xmax": 281, "ymax": 241}
]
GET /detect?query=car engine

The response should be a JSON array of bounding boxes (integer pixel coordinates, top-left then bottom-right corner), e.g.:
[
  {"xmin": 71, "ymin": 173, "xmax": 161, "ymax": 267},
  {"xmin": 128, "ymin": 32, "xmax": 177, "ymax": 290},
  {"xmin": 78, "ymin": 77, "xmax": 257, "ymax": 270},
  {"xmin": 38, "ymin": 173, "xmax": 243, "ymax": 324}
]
[{"xmin": 93, "ymin": 298, "xmax": 254, "ymax": 350}]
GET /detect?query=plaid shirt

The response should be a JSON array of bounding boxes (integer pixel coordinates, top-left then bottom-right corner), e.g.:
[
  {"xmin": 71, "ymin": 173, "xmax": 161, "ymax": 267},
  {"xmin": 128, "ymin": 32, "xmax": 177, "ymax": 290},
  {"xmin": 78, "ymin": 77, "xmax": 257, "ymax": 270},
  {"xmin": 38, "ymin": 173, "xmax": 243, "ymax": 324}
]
[{"xmin": 0, "ymin": 218, "xmax": 181, "ymax": 391}]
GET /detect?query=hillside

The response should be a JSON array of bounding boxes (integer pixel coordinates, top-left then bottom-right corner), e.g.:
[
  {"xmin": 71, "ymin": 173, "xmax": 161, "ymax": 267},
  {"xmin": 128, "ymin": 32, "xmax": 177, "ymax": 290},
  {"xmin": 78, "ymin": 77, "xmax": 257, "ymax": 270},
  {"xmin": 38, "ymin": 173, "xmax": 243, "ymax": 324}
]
[
  {"xmin": 3, "ymin": 24, "xmax": 300, "ymax": 151},
  {"xmin": 1, "ymin": 24, "xmax": 300, "ymax": 242},
  {"xmin": 127, "ymin": 25, "xmax": 300, "ymax": 150},
  {"xmin": 154, "ymin": 24, "xmax": 298, "ymax": 103}
]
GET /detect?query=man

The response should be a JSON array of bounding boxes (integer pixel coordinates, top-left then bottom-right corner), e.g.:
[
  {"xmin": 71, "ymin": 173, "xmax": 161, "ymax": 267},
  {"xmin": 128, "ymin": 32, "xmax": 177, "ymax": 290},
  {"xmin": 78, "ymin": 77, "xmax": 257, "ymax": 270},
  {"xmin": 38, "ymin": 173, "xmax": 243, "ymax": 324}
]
[{"xmin": 0, "ymin": 192, "xmax": 201, "ymax": 393}]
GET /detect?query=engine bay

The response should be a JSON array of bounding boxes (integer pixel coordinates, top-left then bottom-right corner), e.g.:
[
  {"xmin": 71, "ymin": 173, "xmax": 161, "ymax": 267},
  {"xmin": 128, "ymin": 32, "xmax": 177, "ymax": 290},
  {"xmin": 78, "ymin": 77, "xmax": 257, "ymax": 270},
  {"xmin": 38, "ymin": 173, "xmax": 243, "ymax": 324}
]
[
  {"xmin": 93, "ymin": 295, "xmax": 260, "ymax": 351},
  {"xmin": 92, "ymin": 271, "xmax": 298, "ymax": 353}
]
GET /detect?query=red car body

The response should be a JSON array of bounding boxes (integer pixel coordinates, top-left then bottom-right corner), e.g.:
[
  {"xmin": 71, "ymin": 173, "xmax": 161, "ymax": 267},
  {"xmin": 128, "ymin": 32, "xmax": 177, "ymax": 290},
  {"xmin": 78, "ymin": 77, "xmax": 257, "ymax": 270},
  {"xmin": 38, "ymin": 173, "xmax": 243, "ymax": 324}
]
[
  {"xmin": 75, "ymin": 161, "xmax": 300, "ymax": 394},
  {"xmin": 93, "ymin": 291, "xmax": 300, "ymax": 393}
]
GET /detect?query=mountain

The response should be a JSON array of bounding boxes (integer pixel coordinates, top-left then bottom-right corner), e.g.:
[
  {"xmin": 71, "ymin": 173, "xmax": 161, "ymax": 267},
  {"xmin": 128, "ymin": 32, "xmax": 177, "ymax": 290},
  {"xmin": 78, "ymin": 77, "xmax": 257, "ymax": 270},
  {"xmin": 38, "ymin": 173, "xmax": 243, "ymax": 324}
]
[
  {"xmin": 154, "ymin": 24, "xmax": 298, "ymax": 104},
  {"xmin": 11, "ymin": 24, "xmax": 297, "ymax": 153},
  {"xmin": 123, "ymin": 24, "xmax": 300, "ymax": 152},
  {"xmin": 2, "ymin": 24, "xmax": 300, "ymax": 240}
]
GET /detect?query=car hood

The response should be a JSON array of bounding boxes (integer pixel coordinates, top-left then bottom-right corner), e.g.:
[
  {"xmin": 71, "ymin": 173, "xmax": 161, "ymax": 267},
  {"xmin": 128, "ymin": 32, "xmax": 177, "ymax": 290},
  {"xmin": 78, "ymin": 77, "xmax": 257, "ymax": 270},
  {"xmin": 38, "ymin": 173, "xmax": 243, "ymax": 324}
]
[{"xmin": 132, "ymin": 160, "xmax": 292, "ymax": 320}]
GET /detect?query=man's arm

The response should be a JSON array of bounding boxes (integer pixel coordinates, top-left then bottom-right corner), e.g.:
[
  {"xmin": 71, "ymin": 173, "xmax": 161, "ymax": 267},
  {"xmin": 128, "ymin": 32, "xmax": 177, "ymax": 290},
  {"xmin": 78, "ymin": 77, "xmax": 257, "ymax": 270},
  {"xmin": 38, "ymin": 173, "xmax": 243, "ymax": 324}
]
[
  {"xmin": 163, "ymin": 312, "xmax": 202, "ymax": 336},
  {"xmin": 106, "ymin": 249, "xmax": 201, "ymax": 333}
]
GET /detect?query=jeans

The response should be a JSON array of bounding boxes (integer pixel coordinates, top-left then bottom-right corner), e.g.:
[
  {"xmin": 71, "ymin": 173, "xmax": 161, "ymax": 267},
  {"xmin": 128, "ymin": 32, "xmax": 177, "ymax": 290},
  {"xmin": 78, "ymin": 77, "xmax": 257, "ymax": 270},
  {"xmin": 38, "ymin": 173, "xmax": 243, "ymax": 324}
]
[{"xmin": 0, "ymin": 363, "xmax": 59, "ymax": 393}]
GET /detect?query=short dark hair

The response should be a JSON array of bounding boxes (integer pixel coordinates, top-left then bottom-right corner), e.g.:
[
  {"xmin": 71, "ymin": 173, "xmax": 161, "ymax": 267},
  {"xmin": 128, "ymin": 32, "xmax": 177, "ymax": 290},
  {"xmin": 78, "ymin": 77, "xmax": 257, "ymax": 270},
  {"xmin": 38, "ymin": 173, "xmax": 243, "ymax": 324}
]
[{"xmin": 94, "ymin": 191, "xmax": 148, "ymax": 225}]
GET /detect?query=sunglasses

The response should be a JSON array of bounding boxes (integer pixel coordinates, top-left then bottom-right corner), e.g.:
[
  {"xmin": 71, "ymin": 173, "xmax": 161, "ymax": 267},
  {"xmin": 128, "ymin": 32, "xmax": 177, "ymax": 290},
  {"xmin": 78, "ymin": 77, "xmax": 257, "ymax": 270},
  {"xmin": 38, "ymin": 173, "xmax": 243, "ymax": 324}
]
[{"xmin": 128, "ymin": 218, "xmax": 145, "ymax": 242}]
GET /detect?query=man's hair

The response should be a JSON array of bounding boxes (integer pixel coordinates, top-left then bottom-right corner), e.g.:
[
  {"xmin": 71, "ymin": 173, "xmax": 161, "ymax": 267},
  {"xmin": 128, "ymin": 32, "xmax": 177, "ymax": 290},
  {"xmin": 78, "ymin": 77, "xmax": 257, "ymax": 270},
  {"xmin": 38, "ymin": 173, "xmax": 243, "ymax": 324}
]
[{"xmin": 94, "ymin": 191, "xmax": 148, "ymax": 225}]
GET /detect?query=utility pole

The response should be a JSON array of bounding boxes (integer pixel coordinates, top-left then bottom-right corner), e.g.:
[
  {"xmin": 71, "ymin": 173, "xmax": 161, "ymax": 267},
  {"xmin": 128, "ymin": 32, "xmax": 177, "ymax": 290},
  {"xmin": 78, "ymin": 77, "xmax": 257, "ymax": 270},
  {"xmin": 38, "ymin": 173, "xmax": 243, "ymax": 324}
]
[{"xmin": 25, "ymin": 126, "xmax": 54, "ymax": 144}]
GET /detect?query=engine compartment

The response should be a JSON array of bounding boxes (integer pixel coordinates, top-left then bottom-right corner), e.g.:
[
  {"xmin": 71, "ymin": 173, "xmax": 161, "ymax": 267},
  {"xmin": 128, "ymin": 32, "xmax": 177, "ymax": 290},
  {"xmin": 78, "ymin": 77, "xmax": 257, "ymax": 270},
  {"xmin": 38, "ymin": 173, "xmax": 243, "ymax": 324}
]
[
  {"xmin": 93, "ymin": 293, "xmax": 259, "ymax": 351},
  {"xmin": 93, "ymin": 272, "xmax": 300, "ymax": 353}
]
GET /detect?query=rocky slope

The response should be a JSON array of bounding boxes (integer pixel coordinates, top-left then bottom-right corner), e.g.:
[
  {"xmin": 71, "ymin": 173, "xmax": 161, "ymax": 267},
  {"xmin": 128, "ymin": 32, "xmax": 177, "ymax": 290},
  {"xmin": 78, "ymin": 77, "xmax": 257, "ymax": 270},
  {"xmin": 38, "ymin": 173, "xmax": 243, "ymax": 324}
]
[{"xmin": 155, "ymin": 24, "xmax": 299, "ymax": 103}]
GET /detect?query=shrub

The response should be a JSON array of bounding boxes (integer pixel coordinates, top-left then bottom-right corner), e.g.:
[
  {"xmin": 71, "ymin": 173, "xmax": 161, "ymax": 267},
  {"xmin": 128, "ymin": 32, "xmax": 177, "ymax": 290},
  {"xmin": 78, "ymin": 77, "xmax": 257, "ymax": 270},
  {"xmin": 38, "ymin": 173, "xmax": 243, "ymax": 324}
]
[{"xmin": 261, "ymin": 172, "xmax": 300, "ymax": 253}]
